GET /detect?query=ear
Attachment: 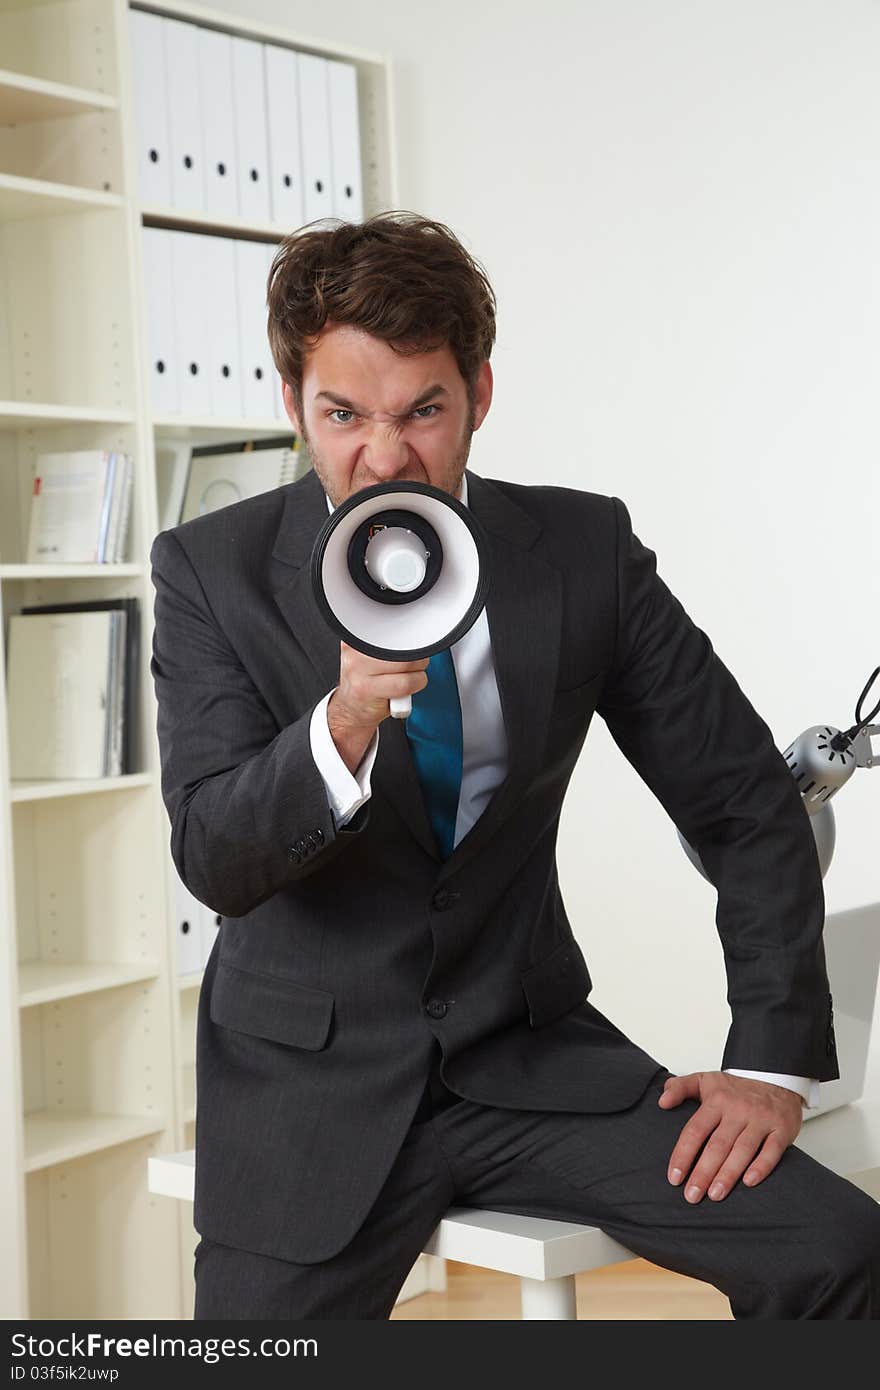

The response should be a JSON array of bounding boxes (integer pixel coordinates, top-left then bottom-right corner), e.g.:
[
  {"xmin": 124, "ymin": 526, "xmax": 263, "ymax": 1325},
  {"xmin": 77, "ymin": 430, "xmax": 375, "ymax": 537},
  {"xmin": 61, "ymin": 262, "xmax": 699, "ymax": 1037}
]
[
  {"xmin": 281, "ymin": 379, "xmax": 302, "ymax": 434},
  {"xmin": 472, "ymin": 360, "xmax": 493, "ymax": 431}
]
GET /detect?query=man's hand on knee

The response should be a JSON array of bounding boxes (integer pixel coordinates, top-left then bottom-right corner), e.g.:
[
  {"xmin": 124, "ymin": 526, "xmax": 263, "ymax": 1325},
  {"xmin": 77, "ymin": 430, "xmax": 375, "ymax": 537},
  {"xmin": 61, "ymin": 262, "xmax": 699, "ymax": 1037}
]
[{"xmin": 658, "ymin": 1071, "xmax": 804, "ymax": 1205}]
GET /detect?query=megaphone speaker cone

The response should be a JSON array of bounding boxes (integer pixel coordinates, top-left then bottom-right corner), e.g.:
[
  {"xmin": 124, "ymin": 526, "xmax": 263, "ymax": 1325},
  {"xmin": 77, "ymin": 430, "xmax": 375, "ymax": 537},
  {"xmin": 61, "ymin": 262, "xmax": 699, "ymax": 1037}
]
[{"xmin": 310, "ymin": 479, "xmax": 490, "ymax": 663}]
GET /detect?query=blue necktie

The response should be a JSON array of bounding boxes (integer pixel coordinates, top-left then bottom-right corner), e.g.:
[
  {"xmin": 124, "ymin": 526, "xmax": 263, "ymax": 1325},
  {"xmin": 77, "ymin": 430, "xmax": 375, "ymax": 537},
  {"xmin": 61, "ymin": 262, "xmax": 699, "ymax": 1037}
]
[{"xmin": 405, "ymin": 648, "xmax": 463, "ymax": 860}]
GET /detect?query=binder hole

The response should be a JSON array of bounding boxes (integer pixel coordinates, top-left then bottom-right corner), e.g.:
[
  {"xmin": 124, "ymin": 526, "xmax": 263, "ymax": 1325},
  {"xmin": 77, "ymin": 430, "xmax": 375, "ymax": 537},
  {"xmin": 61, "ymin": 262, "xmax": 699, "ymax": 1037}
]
[
  {"xmin": 315, "ymin": 179, "xmax": 323, "ymax": 193},
  {"xmin": 217, "ymin": 161, "xmax": 226, "ymax": 176},
  {"xmin": 345, "ymin": 185, "xmax": 353, "ymax": 198},
  {"xmin": 250, "ymin": 167, "xmax": 259, "ymax": 181},
  {"xmin": 283, "ymin": 174, "xmax": 291, "ymax": 187},
  {"xmin": 184, "ymin": 155, "xmax": 193, "ymax": 169},
  {"xmin": 222, "ymin": 365, "xmax": 230, "ymax": 378},
  {"xmin": 182, "ymin": 920, "xmax": 191, "ymax": 934},
  {"xmin": 149, "ymin": 149, "xmax": 158, "ymax": 163},
  {"xmin": 189, "ymin": 362, "xmax": 199, "ymax": 376},
  {"xmin": 156, "ymin": 360, "xmax": 165, "ymax": 374},
  {"xmin": 255, "ymin": 367, "xmax": 263, "ymax": 380}
]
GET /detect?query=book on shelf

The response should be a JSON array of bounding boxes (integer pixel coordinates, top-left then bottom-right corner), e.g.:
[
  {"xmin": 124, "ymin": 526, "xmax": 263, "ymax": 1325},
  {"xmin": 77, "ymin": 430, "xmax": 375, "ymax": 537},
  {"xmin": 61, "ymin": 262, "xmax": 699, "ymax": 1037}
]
[
  {"xmin": 7, "ymin": 599, "xmax": 140, "ymax": 780},
  {"xmin": 107, "ymin": 454, "xmax": 134, "ymax": 563},
  {"xmin": 26, "ymin": 450, "xmax": 134, "ymax": 564}
]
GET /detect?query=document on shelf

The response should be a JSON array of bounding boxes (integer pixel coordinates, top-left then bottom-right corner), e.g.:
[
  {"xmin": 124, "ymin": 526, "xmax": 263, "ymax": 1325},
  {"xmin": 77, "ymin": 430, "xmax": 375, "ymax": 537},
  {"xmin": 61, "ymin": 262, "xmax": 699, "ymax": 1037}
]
[
  {"xmin": 179, "ymin": 437, "xmax": 307, "ymax": 523},
  {"xmin": 107, "ymin": 453, "xmax": 134, "ymax": 563},
  {"xmin": 20, "ymin": 598, "xmax": 141, "ymax": 776},
  {"xmin": 6, "ymin": 610, "xmax": 120, "ymax": 780},
  {"xmin": 26, "ymin": 451, "xmax": 115, "ymax": 563},
  {"xmin": 25, "ymin": 450, "xmax": 133, "ymax": 564}
]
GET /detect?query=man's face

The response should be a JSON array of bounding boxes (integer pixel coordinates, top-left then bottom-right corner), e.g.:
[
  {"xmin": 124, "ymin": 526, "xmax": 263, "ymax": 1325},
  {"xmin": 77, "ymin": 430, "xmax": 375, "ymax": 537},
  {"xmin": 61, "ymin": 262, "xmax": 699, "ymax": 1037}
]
[{"xmin": 281, "ymin": 322, "xmax": 493, "ymax": 507}]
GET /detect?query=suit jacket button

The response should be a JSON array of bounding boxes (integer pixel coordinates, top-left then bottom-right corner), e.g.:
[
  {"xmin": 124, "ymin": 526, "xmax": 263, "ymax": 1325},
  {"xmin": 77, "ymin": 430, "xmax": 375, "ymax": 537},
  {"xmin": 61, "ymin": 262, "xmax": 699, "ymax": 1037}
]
[
  {"xmin": 432, "ymin": 890, "xmax": 451, "ymax": 911},
  {"xmin": 425, "ymin": 998, "xmax": 448, "ymax": 1019},
  {"xmin": 286, "ymin": 846, "xmax": 301, "ymax": 864}
]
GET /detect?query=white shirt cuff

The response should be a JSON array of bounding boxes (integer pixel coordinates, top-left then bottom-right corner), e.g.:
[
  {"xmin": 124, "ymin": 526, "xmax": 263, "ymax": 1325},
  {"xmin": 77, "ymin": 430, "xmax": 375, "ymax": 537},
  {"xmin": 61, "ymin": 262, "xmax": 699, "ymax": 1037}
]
[
  {"xmin": 309, "ymin": 689, "xmax": 379, "ymax": 828},
  {"xmin": 723, "ymin": 1069, "xmax": 821, "ymax": 1109}
]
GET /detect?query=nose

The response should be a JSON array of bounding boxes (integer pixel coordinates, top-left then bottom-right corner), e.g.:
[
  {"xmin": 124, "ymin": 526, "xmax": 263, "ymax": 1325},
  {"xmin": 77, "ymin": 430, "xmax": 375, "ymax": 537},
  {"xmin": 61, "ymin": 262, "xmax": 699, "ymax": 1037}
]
[{"xmin": 362, "ymin": 422, "xmax": 412, "ymax": 480}]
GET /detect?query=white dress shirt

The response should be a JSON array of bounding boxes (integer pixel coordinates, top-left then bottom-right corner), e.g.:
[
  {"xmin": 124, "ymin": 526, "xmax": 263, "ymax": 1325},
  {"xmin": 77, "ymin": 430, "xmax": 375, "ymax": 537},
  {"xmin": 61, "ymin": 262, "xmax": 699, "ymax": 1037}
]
[{"xmin": 308, "ymin": 473, "xmax": 820, "ymax": 1109}]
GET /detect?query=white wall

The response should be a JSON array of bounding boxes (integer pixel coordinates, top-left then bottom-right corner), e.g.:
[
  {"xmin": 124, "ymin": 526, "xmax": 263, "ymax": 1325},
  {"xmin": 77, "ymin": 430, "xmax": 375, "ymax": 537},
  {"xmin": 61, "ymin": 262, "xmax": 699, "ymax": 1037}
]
[{"xmin": 203, "ymin": 0, "xmax": 880, "ymax": 1078}]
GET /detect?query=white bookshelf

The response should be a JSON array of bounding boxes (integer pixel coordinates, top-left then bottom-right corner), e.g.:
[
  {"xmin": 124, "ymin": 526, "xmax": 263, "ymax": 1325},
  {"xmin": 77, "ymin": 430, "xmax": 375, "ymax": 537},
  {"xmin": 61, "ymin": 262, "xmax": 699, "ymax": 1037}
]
[
  {"xmin": 0, "ymin": 0, "xmax": 398, "ymax": 1319},
  {"xmin": 19, "ymin": 958, "xmax": 161, "ymax": 1006},
  {"xmin": 0, "ymin": 404, "xmax": 136, "ymax": 430},
  {"xmin": 0, "ymin": 171, "xmax": 124, "ymax": 217},
  {"xmin": 0, "ymin": 67, "xmax": 117, "ymax": 124}
]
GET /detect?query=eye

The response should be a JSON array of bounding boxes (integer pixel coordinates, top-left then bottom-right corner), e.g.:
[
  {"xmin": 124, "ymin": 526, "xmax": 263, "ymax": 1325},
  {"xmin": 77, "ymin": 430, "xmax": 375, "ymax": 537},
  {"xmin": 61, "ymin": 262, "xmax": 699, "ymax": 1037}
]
[
  {"xmin": 329, "ymin": 408, "xmax": 357, "ymax": 425},
  {"xmin": 412, "ymin": 404, "xmax": 440, "ymax": 419}
]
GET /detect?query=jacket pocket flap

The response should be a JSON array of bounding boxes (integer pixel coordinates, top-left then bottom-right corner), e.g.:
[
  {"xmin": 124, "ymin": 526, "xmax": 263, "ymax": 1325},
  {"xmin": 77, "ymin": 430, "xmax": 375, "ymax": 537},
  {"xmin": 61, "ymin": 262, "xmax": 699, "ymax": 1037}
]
[
  {"xmin": 521, "ymin": 939, "xmax": 591, "ymax": 1027},
  {"xmin": 210, "ymin": 960, "xmax": 334, "ymax": 1051}
]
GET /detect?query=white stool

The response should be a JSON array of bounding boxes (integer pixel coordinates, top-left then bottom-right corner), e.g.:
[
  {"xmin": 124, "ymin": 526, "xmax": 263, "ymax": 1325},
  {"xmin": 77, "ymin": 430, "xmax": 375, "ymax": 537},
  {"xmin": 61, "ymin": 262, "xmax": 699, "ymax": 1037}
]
[
  {"xmin": 147, "ymin": 1150, "xmax": 633, "ymax": 1318},
  {"xmin": 421, "ymin": 1207, "xmax": 633, "ymax": 1317},
  {"xmin": 148, "ymin": 1097, "xmax": 880, "ymax": 1320}
]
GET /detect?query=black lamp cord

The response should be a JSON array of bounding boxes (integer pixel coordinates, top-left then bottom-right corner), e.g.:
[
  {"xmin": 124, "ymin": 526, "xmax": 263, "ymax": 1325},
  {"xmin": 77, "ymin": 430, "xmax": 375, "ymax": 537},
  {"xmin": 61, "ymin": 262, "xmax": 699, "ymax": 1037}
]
[{"xmin": 830, "ymin": 665, "xmax": 880, "ymax": 754}]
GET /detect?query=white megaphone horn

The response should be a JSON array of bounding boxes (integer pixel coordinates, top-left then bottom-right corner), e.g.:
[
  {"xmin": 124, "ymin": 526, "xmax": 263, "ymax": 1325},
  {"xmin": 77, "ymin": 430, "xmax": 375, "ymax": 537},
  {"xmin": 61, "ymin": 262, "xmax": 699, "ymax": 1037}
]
[{"xmin": 310, "ymin": 480, "xmax": 490, "ymax": 718}]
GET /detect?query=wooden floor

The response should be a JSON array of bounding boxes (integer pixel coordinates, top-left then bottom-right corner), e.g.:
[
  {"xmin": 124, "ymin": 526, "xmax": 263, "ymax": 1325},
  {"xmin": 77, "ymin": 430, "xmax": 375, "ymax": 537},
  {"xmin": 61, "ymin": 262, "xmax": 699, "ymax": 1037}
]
[{"xmin": 390, "ymin": 1257, "xmax": 732, "ymax": 1320}]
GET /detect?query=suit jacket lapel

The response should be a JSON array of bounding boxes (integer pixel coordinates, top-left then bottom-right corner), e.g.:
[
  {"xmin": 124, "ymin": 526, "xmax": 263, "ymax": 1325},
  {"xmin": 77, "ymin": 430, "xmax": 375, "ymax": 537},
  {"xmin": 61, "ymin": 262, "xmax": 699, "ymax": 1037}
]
[
  {"xmin": 268, "ymin": 467, "xmax": 563, "ymax": 873},
  {"xmin": 437, "ymin": 470, "xmax": 562, "ymax": 880},
  {"xmin": 269, "ymin": 467, "xmax": 340, "ymax": 694}
]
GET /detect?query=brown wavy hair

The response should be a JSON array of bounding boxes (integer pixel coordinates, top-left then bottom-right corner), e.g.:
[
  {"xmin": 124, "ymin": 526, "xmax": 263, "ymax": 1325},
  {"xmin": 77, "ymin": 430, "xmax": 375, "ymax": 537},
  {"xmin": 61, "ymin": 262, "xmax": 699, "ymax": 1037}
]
[{"xmin": 266, "ymin": 211, "xmax": 497, "ymax": 418}]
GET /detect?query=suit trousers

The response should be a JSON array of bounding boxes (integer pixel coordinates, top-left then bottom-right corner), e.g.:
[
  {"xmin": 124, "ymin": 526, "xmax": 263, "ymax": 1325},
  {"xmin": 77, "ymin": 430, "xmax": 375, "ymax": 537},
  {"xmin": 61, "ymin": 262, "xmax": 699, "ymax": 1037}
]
[{"xmin": 193, "ymin": 1047, "xmax": 880, "ymax": 1320}]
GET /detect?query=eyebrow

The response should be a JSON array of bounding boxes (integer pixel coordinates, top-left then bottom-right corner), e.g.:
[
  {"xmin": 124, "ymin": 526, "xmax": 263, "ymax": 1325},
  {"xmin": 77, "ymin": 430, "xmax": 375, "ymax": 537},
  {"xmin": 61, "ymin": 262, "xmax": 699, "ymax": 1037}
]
[{"xmin": 314, "ymin": 384, "xmax": 449, "ymax": 416}]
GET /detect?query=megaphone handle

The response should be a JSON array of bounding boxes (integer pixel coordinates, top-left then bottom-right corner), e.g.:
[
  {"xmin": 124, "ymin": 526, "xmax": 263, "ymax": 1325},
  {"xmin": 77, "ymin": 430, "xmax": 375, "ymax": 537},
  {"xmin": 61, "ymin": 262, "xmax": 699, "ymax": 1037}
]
[{"xmin": 390, "ymin": 695, "xmax": 412, "ymax": 720}]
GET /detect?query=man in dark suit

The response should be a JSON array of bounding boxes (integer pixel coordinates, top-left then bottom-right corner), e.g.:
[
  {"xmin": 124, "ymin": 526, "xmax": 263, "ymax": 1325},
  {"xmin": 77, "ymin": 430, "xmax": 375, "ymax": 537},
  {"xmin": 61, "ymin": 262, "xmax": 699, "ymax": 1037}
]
[{"xmin": 149, "ymin": 212, "xmax": 880, "ymax": 1319}]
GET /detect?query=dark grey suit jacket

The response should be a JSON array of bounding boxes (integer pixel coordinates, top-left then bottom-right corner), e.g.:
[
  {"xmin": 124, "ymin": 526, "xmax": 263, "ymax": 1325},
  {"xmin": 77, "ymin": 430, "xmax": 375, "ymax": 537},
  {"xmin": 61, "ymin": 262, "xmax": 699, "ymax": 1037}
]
[{"xmin": 149, "ymin": 466, "xmax": 838, "ymax": 1265}]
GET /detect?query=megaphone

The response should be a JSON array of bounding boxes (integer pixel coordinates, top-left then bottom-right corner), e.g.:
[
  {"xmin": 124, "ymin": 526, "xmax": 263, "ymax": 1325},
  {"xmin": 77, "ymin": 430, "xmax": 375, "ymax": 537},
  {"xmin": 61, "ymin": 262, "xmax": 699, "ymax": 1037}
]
[{"xmin": 310, "ymin": 480, "xmax": 490, "ymax": 718}]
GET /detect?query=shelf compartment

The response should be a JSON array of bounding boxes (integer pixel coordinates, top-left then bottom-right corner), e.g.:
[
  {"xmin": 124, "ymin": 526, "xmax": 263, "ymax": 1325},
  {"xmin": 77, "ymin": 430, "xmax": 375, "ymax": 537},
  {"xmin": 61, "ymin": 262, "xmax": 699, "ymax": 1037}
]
[
  {"xmin": 0, "ymin": 68, "xmax": 117, "ymax": 124},
  {"xmin": 0, "ymin": 418, "xmax": 143, "ymax": 569},
  {"xmin": 12, "ymin": 789, "xmax": 167, "ymax": 978},
  {"xmin": 0, "ymin": 0, "xmax": 119, "ymax": 103},
  {"xmin": 11, "ymin": 773, "xmax": 154, "ymax": 802},
  {"xmin": 24, "ymin": 1110, "xmax": 165, "ymax": 1172},
  {"xmin": 26, "ymin": 1134, "xmax": 181, "ymax": 1319},
  {"xmin": 0, "ymin": 84, "xmax": 121, "ymax": 195},
  {"xmin": 25, "ymin": 1128, "xmax": 180, "ymax": 1312},
  {"xmin": 0, "ymin": 402, "xmax": 134, "ymax": 430},
  {"xmin": 0, "ymin": 203, "xmax": 134, "ymax": 409},
  {"xmin": 1, "ymin": 563, "xmax": 143, "ymax": 580},
  {"xmin": 19, "ymin": 978, "xmax": 176, "ymax": 1173},
  {"xmin": 0, "ymin": 171, "xmax": 122, "ymax": 221},
  {"xmin": 18, "ymin": 959, "xmax": 161, "ymax": 1008}
]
